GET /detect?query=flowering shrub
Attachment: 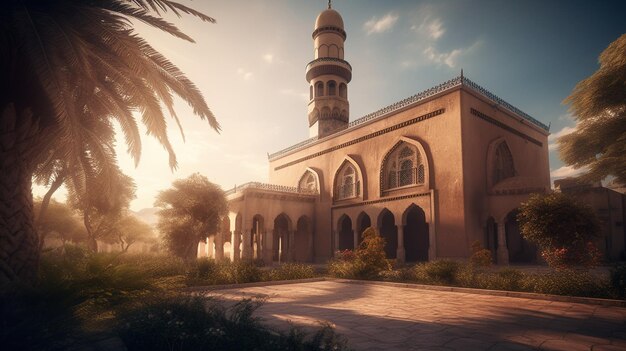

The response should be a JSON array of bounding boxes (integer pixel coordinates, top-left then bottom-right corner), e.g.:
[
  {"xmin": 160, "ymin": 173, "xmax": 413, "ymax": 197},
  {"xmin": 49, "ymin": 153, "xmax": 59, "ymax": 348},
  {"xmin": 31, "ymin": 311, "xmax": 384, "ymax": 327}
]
[
  {"xmin": 328, "ymin": 227, "xmax": 390, "ymax": 279},
  {"xmin": 540, "ymin": 242, "xmax": 602, "ymax": 269}
]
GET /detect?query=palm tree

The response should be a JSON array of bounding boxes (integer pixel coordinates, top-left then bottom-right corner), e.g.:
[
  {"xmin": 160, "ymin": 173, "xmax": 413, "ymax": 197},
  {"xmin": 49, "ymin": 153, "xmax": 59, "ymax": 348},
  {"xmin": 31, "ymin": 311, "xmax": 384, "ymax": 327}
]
[{"xmin": 0, "ymin": 0, "xmax": 219, "ymax": 285}]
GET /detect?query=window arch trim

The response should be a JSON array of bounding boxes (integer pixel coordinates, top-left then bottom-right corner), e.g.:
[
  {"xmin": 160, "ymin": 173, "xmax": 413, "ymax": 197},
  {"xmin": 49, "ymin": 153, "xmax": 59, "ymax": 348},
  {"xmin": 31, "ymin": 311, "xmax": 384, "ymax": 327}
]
[
  {"xmin": 379, "ymin": 137, "xmax": 430, "ymax": 196},
  {"xmin": 297, "ymin": 167, "xmax": 321, "ymax": 194},
  {"xmin": 333, "ymin": 156, "xmax": 364, "ymax": 201}
]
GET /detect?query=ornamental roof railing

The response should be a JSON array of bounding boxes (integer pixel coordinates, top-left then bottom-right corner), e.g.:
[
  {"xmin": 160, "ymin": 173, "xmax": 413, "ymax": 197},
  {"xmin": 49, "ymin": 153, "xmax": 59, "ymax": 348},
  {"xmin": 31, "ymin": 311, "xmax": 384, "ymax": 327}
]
[
  {"xmin": 305, "ymin": 57, "xmax": 352, "ymax": 71},
  {"xmin": 269, "ymin": 75, "xmax": 549, "ymax": 159},
  {"xmin": 224, "ymin": 182, "xmax": 318, "ymax": 196}
]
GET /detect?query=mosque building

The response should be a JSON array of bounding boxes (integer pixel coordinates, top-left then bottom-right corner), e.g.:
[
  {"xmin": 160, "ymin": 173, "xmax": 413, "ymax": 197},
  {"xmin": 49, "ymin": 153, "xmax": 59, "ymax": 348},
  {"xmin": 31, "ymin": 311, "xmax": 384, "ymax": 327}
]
[{"xmin": 198, "ymin": 4, "xmax": 551, "ymax": 265}]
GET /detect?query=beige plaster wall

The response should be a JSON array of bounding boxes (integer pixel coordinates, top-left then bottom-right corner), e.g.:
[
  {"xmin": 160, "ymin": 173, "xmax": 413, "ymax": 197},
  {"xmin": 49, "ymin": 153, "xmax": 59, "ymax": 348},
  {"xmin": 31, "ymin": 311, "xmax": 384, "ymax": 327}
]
[{"xmin": 269, "ymin": 89, "xmax": 466, "ymax": 260}]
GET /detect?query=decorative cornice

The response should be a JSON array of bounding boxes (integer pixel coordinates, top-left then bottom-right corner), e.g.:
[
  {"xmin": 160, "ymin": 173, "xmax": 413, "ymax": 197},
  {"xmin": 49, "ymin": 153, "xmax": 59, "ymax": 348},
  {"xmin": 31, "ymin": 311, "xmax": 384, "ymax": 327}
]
[
  {"xmin": 332, "ymin": 192, "xmax": 430, "ymax": 210},
  {"xmin": 312, "ymin": 25, "xmax": 346, "ymax": 40},
  {"xmin": 269, "ymin": 75, "xmax": 548, "ymax": 160},
  {"xmin": 224, "ymin": 182, "xmax": 317, "ymax": 196},
  {"xmin": 471, "ymin": 108, "xmax": 543, "ymax": 147},
  {"xmin": 273, "ymin": 109, "xmax": 445, "ymax": 171},
  {"xmin": 305, "ymin": 58, "xmax": 352, "ymax": 83}
]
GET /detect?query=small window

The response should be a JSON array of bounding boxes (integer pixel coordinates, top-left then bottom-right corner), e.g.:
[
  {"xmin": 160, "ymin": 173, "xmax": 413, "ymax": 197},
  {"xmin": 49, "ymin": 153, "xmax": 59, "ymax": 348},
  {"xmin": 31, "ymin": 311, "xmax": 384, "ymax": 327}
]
[
  {"xmin": 339, "ymin": 83, "xmax": 347, "ymax": 98},
  {"xmin": 309, "ymin": 85, "xmax": 313, "ymax": 100},
  {"xmin": 383, "ymin": 143, "xmax": 423, "ymax": 191},
  {"xmin": 298, "ymin": 171, "xmax": 318, "ymax": 193},
  {"xmin": 328, "ymin": 81, "xmax": 337, "ymax": 96},
  {"xmin": 335, "ymin": 163, "xmax": 360, "ymax": 200},
  {"xmin": 315, "ymin": 82, "xmax": 324, "ymax": 97},
  {"xmin": 493, "ymin": 142, "xmax": 515, "ymax": 184}
]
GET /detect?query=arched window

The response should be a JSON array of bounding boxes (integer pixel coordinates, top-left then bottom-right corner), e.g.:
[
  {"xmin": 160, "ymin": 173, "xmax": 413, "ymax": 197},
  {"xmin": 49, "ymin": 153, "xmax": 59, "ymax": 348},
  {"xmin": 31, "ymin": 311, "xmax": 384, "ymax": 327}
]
[
  {"xmin": 339, "ymin": 83, "xmax": 347, "ymax": 98},
  {"xmin": 298, "ymin": 171, "xmax": 318, "ymax": 193},
  {"xmin": 315, "ymin": 81, "xmax": 324, "ymax": 97},
  {"xmin": 335, "ymin": 162, "xmax": 360, "ymax": 200},
  {"xmin": 383, "ymin": 143, "xmax": 423, "ymax": 191},
  {"xmin": 493, "ymin": 142, "xmax": 515, "ymax": 184},
  {"xmin": 328, "ymin": 81, "xmax": 336, "ymax": 96}
]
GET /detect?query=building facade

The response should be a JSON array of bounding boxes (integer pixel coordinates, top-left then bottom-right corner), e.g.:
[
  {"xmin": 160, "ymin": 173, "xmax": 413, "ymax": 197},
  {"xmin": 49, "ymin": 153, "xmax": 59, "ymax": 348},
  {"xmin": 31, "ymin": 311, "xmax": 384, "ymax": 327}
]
[{"xmin": 198, "ymin": 6, "xmax": 551, "ymax": 265}]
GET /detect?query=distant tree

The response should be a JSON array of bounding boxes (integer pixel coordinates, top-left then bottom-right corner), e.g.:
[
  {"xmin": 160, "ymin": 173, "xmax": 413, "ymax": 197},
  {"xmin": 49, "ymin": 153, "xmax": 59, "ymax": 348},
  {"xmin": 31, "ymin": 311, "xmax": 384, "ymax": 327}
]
[
  {"xmin": 155, "ymin": 174, "xmax": 227, "ymax": 261},
  {"xmin": 1, "ymin": 0, "xmax": 218, "ymax": 284},
  {"xmin": 517, "ymin": 192, "xmax": 601, "ymax": 268},
  {"xmin": 34, "ymin": 198, "xmax": 85, "ymax": 248},
  {"xmin": 112, "ymin": 215, "xmax": 155, "ymax": 252},
  {"xmin": 70, "ymin": 171, "xmax": 137, "ymax": 252},
  {"xmin": 559, "ymin": 34, "xmax": 626, "ymax": 184}
]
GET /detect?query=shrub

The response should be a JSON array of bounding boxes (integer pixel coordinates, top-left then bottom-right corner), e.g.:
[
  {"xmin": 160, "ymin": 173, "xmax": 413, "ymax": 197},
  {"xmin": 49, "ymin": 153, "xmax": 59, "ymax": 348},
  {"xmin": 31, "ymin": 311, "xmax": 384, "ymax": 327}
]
[
  {"xmin": 518, "ymin": 192, "xmax": 601, "ymax": 268},
  {"xmin": 412, "ymin": 260, "xmax": 460, "ymax": 285},
  {"xmin": 116, "ymin": 296, "xmax": 350, "ymax": 351},
  {"xmin": 610, "ymin": 264, "xmax": 626, "ymax": 299},
  {"xmin": 523, "ymin": 269, "xmax": 610, "ymax": 298},
  {"xmin": 469, "ymin": 240, "xmax": 492, "ymax": 267},
  {"xmin": 475, "ymin": 268, "xmax": 526, "ymax": 291},
  {"xmin": 268, "ymin": 263, "xmax": 316, "ymax": 281},
  {"xmin": 328, "ymin": 227, "xmax": 390, "ymax": 279}
]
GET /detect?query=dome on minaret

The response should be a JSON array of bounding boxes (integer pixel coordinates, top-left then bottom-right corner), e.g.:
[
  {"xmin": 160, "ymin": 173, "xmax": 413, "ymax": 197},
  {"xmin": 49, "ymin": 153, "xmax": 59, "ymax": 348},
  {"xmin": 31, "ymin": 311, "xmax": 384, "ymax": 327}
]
[{"xmin": 315, "ymin": 8, "xmax": 344, "ymax": 29}]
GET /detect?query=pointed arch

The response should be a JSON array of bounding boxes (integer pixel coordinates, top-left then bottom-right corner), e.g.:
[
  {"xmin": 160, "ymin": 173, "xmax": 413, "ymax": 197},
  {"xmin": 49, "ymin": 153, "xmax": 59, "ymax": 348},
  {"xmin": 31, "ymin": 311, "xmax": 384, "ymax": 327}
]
[
  {"xmin": 251, "ymin": 214, "xmax": 264, "ymax": 259},
  {"xmin": 333, "ymin": 156, "xmax": 364, "ymax": 201},
  {"xmin": 339, "ymin": 83, "xmax": 347, "ymax": 98},
  {"xmin": 337, "ymin": 214, "xmax": 353, "ymax": 251},
  {"xmin": 402, "ymin": 204, "xmax": 429, "ymax": 262},
  {"xmin": 297, "ymin": 168, "xmax": 320, "ymax": 194},
  {"xmin": 273, "ymin": 213, "xmax": 292, "ymax": 262},
  {"xmin": 327, "ymin": 80, "xmax": 337, "ymax": 95},
  {"xmin": 315, "ymin": 81, "xmax": 324, "ymax": 97},
  {"xmin": 356, "ymin": 211, "xmax": 371, "ymax": 245},
  {"xmin": 487, "ymin": 138, "xmax": 516, "ymax": 187},
  {"xmin": 377, "ymin": 208, "xmax": 397, "ymax": 259},
  {"xmin": 380, "ymin": 137, "xmax": 430, "ymax": 195},
  {"xmin": 295, "ymin": 215, "xmax": 312, "ymax": 262}
]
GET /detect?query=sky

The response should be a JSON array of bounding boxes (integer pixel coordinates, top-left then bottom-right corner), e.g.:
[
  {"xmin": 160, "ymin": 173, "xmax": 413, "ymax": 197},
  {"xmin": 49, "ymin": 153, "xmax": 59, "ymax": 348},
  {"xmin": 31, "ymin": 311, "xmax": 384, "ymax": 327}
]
[{"xmin": 33, "ymin": 0, "xmax": 626, "ymax": 211}]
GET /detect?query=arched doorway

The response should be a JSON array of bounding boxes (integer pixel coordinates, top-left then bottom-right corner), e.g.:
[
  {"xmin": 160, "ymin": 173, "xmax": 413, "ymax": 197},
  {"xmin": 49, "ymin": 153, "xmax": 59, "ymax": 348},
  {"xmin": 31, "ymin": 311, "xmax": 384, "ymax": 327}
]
[
  {"xmin": 356, "ymin": 212, "xmax": 371, "ymax": 246},
  {"xmin": 378, "ymin": 209, "xmax": 397, "ymax": 259},
  {"xmin": 273, "ymin": 214, "xmax": 291, "ymax": 262},
  {"xmin": 505, "ymin": 210, "xmax": 537, "ymax": 263},
  {"xmin": 252, "ymin": 215, "xmax": 264, "ymax": 260},
  {"xmin": 295, "ymin": 216, "xmax": 312, "ymax": 262},
  {"xmin": 404, "ymin": 204, "xmax": 429, "ymax": 262},
  {"xmin": 337, "ymin": 214, "xmax": 354, "ymax": 251},
  {"xmin": 485, "ymin": 217, "xmax": 497, "ymax": 263}
]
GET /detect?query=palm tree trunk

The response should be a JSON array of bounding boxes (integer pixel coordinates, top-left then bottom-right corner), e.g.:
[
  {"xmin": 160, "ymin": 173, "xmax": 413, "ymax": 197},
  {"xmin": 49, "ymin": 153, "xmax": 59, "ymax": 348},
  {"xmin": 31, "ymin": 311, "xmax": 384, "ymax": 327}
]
[
  {"xmin": 37, "ymin": 174, "xmax": 65, "ymax": 251},
  {"xmin": 83, "ymin": 211, "xmax": 98, "ymax": 253},
  {"xmin": 0, "ymin": 104, "xmax": 39, "ymax": 286}
]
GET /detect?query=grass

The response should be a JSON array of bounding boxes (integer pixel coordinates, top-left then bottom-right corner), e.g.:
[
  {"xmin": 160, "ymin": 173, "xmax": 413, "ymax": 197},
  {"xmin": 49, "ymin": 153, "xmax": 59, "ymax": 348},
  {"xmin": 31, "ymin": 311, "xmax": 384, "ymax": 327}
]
[{"xmin": 0, "ymin": 246, "xmax": 343, "ymax": 351}]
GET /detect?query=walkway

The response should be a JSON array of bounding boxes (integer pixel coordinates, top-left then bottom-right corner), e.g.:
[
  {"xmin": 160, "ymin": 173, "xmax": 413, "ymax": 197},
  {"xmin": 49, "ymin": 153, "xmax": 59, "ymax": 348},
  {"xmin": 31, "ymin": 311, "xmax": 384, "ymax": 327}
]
[{"xmin": 205, "ymin": 280, "xmax": 626, "ymax": 351}]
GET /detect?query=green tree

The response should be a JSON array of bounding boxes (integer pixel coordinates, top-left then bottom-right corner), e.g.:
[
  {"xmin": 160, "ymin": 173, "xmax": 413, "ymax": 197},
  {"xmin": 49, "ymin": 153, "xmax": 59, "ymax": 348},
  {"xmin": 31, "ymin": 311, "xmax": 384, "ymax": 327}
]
[
  {"xmin": 0, "ymin": 0, "xmax": 218, "ymax": 284},
  {"xmin": 559, "ymin": 34, "xmax": 626, "ymax": 183},
  {"xmin": 155, "ymin": 173, "xmax": 227, "ymax": 261},
  {"xmin": 517, "ymin": 192, "xmax": 601, "ymax": 268},
  {"xmin": 70, "ymin": 170, "xmax": 137, "ymax": 252},
  {"xmin": 33, "ymin": 198, "xmax": 85, "ymax": 248},
  {"xmin": 112, "ymin": 214, "xmax": 155, "ymax": 252}
]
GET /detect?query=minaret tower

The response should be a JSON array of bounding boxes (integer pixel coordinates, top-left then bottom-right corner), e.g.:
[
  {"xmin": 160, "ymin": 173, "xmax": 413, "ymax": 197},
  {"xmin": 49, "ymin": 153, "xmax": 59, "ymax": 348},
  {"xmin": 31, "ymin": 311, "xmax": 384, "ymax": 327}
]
[{"xmin": 306, "ymin": 1, "xmax": 352, "ymax": 138}]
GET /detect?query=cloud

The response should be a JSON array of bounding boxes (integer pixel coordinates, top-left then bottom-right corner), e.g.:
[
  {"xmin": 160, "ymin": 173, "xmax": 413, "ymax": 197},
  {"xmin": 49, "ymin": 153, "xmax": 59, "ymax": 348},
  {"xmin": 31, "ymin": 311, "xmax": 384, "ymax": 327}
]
[
  {"xmin": 550, "ymin": 165, "xmax": 586, "ymax": 179},
  {"xmin": 547, "ymin": 125, "xmax": 577, "ymax": 151},
  {"xmin": 412, "ymin": 17, "xmax": 445, "ymax": 40},
  {"xmin": 364, "ymin": 13, "xmax": 399, "ymax": 35},
  {"xmin": 237, "ymin": 68, "xmax": 253, "ymax": 80},
  {"xmin": 423, "ymin": 46, "xmax": 463, "ymax": 68},
  {"xmin": 263, "ymin": 53, "xmax": 274, "ymax": 64}
]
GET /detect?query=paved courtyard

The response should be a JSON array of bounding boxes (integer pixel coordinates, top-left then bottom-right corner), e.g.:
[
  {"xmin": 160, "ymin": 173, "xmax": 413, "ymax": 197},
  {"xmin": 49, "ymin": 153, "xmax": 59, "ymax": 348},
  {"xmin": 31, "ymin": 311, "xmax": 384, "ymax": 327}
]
[{"xmin": 205, "ymin": 280, "xmax": 626, "ymax": 351}]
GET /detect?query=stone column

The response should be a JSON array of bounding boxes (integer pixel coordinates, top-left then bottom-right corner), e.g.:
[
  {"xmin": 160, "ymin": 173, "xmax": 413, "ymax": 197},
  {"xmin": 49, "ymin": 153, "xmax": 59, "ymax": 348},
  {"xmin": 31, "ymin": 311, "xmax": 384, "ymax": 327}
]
[
  {"xmin": 333, "ymin": 229, "xmax": 339, "ymax": 256},
  {"xmin": 197, "ymin": 239, "xmax": 206, "ymax": 258},
  {"xmin": 396, "ymin": 225, "xmax": 406, "ymax": 263},
  {"xmin": 428, "ymin": 222, "xmax": 436, "ymax": 261},
  {"xmin": 288, "ymin": 230, "xmax": 296, "ymax": 262},
  {"xmin": 264, "ymin": 228, "xmax": 274, "ymax": 266},
  {"xmin": 215, "ymin": 232, "xmax": 224, "ymax": 261},
  {"xmin": 242, "ymin": 228, "xmax": 252, "ymax": 259},
  {"xmin": 207, "ymin": 235, "xmax": 215, "ymax": 259},
  {"xmin": 353, "ymin": 229, "xmax": 359, "ymax": 250},
  {"xmin": 231, "ymin": 230, "xmax": 241, "ymax": 261},
  {"xmin": 496, "ymin": 222, "xmax": 509, "ymax": 265}
]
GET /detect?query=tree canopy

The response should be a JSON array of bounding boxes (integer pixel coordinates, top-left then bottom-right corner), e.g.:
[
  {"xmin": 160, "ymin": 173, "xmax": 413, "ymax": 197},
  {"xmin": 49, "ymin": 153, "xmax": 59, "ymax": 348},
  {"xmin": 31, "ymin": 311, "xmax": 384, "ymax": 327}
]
[
  {"xmin": 34, "ymin": 198, "xmax": 85, "ymax": 247},
  {"xmin": 0, "ymin": 0, "xmax": 218, "ymax": 284},
  {"xmin": 155, "ymin": 173, "xmax": 227, "ymax": 261},
  {"xmin": 558, "ymin": 34, "xmax": 626, "ymax": 183},
  {"xmin": 517, "ymin": 192, "xmax": 601, "ymax": 268}
]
